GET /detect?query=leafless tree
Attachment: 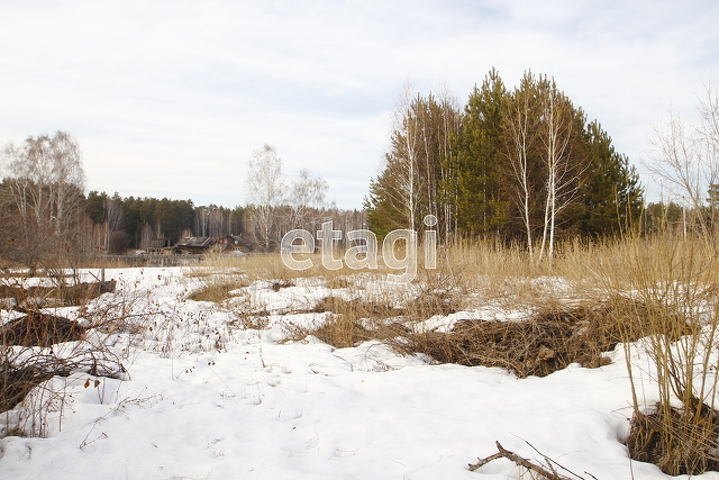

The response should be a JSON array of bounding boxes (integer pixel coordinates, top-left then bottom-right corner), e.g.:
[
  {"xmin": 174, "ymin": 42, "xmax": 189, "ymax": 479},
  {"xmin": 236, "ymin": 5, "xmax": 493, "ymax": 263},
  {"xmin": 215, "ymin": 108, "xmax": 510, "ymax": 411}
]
[
  {"xmin": 208, "ymin": 208, "xmax": 230, "ymax": 238},
  {"xmin": 392, "ymin": 83, "xmax": 423, "ymax": 232},
  {"xmin": 536, "ymin": 78, "xmax": 585, "ymax": 259},
  {"xmin": 287, "ymin": 168, "xmax": 328, "ymax": 231},
  {"xmin": 0, "ymin": 131, "xmax": 86, "ymax": 269},
  {"xmin": 101, "ymin": 197, "xmax": 125, "ymax": 252},
  {"xmin": 503, "ymin": 74, "xmax": 539, "ymax": 257},
  {"xmin": 647, "ymin": 80, "xmax": 719, "ymax": 233},
  {"xmin": 246, "ymin": 144, "xmax": 285, "ymax": 250}
]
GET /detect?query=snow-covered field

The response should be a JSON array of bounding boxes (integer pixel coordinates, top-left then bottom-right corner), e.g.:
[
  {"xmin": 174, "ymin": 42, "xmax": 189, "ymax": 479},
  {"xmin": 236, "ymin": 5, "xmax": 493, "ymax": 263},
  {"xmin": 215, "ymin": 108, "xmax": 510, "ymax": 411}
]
[{"xmin": 0, "ymin": 267, "xmax": 713, "ymax": 479}]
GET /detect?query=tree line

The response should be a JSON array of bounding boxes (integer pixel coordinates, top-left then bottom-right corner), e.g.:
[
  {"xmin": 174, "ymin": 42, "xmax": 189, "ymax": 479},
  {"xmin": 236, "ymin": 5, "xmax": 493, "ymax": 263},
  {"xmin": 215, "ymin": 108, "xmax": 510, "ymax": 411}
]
[
  {"xmin": 364, "ymin": 69, "xmax": 644, "ymax": 257},
  {"xmin": 3, "ymin": 72, "xmax": 717, "ymax": 269},
  {"xmin": 0, "ymin": 134, "xmax": 364, "ymax": 269},
  {"xmin": 85, "ymin": 192, "xmax": 244, "ymax": 253}
]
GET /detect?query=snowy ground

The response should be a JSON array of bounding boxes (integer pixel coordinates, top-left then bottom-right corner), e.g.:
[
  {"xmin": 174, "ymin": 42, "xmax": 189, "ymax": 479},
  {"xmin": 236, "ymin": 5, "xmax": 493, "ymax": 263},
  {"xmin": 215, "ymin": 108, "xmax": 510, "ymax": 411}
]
[{"xmin": 0, "ymin": 267, "xmax": 714, "ymax": 479}]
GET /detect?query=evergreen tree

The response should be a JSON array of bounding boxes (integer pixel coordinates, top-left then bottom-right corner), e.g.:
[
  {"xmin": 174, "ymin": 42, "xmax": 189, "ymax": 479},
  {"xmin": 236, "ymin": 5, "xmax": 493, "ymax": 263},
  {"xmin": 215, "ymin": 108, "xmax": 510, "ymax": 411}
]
[
  {"xmin": 86, "ymin": 191, "xmax": 108, "ymax": 224},
  {"xmin": 576, "ymin": 121, "xmax": 644, "ymax": 236},
  {"xmin": 454, "ymin": 68, "xmax": 511, "ymax": 237}
]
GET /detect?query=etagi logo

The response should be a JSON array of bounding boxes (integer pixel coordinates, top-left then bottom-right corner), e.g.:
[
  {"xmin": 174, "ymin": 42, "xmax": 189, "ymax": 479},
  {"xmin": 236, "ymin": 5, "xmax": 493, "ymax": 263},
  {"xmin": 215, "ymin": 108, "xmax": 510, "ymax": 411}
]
[{"xmin": 281, "ymin": 215, "xmax": 438, "ymax": 283}]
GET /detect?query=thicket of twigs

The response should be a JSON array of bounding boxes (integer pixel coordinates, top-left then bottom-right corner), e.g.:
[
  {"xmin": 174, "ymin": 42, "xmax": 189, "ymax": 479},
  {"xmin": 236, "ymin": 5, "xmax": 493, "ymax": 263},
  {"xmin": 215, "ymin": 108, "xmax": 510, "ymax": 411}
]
[{"xmin": 0, "ymin": 277, "xmax": 126, "ymax": 437}]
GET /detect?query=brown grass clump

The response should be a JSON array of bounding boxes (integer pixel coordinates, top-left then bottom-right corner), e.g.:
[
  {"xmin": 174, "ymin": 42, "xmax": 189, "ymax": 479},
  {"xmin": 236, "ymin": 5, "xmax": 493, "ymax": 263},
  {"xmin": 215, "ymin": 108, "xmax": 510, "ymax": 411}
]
[
  {"xmin": 0, "ymin": 310, "xmax": 86, "ymax": 347},
  {"xmin": 0, "ymin": 364, "xmax": 53, "ymax": 412},
  {"xmin": 187, "ymin": 276, "xmax": 248, "ymax": 303},
  {"xmin": 391, "ymin": 298, "xmax": 662, "ymax": 378},
  {"xmin": 306, "ymin": 315, "xmax": 376, "ymax": 349},
  {"xmin": 311, "ymin": 297, "xmax": 401, "ymax": 319},
  {"xmin": 326, "ymin": 277, "xmax": 352, "ymax": 289},
  {"xmin": 406, "ymin": 283, "xmax": 458, "ymax": 318},
  {"xmin": 627, "ymin": 403, "xmax": 719, "ymax": 475},
  {"xmin": 282, "ymin": 297, "xmax": 404, "ymax": 348},
  {"xmin": 1, "ymin": 308, "xmax": 127, "ymax": 428},
  {"xmin": 0, "ymin": 280, "xmax": 116, "ymax": 309}
]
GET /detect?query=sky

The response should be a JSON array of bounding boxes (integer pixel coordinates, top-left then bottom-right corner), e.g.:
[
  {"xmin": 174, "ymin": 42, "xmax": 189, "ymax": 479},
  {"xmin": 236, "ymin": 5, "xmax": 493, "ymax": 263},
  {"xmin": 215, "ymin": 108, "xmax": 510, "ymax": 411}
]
[{"xmin": 1, "ymin": 0, "xmax": 718, "ymax": 210}]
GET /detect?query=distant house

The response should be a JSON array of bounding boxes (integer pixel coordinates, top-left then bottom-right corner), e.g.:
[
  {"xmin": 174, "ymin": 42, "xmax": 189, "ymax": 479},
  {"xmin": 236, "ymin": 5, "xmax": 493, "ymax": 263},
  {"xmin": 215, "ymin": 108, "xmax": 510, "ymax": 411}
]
[
  {"xmin": 173, "ymin": 236, "xmax": 215, "ymax": 254},
  {"xmin": 216, "ymin": 235, "xmax": 254, "ymax": 253},
  {"xmin": 172, "ymin": 235, "xmax": 256, "ymax": 254},
  {"xmin": 148, "ymin": 238, "xmax": 170, "ymax": 253}
]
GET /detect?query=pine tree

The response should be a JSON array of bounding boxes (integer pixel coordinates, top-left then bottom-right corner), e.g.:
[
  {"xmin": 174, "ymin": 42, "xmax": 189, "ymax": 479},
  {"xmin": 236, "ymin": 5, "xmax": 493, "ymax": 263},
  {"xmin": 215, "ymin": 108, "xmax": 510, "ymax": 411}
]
[
  {"xmin": 366, "ymin": 70, "xmax": 644, "ymax": 249},
  {"xmin": 454, "ymin": 68, "xmax": 511, "ymax": 237},
  {"xmin": 576, "ymin": 121, "xmax": 644, "ymax": 236}
]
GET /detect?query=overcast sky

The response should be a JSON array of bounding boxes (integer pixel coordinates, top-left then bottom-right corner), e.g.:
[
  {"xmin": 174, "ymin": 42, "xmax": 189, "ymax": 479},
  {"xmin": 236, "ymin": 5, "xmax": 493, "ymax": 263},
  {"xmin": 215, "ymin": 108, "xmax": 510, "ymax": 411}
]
[{"xmin": 1, "ymin": 0, "xmax": 717, "ymax": 209}]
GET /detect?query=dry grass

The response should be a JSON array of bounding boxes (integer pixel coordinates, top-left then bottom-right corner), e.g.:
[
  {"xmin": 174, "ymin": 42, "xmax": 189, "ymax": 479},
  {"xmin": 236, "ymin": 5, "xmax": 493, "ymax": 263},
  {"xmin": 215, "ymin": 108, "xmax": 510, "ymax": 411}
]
[
  {"xmin": 281, "ymin": 296, "xmax": 404, "ymax": 348},
  {"xmin": 258, "ymin": 233, "xmax": 719, "ymax": 474},
  {"xmin": 0, "ymin": 276, "xmax": 134, "ymax": 437},
  {"xmin": 581, "ymin": 232, "xmax": 719, "ymax": 476},
  {"xmin": 0, "ymin": 311, "xmax": 87, "ymax": 347},
  {"xmin": 0, "ymin": 280, "xmax": 116, "ymax": 308},
  {"xmin": 389, "ymin": 297, "xmax": 665, "ymax": 377},
  {"xmin": 627, "ymin": 404, "xmax": 719, "ymax": 475},
  {"xmin": 187, "ymin": 275, "xmax": 248, "ymax": 303}
]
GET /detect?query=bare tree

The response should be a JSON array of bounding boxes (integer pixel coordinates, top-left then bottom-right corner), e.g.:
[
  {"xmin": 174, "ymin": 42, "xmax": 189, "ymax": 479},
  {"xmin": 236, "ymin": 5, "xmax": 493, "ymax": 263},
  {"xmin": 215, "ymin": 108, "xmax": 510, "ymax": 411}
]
[
  {"xmin": 0, "ymin": 131, "xmax": 86, "ymax": 269},
  {"xmin": 246, "ymin": 144, "xmax": 285, "ymax": 250},
  {"xmin": 101, "ymin": 197, "xmax": 125, "ymax": 252},
  {"xmin": 647, "ymin": 81, "xmax": 719, "ymax": 233},
  {"xmin": 392, "ymin": 83, "xmax": 423, "ymax": 232},
  {"xmin": 536, "ymin": 78, "xmax": 585, "ymax": 259},
  {"xmin": 367, "ymin": 84, "xmax": 460, "ymax": 239},
  {"xmin": 104, "ymin": 197, "xmax": 124, "ymax": 234},
  {"xmin": 287, "ymin": 168, "xmax": 328, "ymax": 230},
  {"xmin": 193, "ymin": 206, "xmax": 229, "ymax": 237}
]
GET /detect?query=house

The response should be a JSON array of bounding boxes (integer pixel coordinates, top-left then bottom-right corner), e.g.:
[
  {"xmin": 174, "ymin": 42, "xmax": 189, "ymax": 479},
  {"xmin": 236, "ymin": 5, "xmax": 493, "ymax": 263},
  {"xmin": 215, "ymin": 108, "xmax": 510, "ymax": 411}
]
[
  {"xmin": 216, "ymin": 234, "xmax": 254, "ymax": 253},
  {"xmin": 147, "ymin": 238, "xmax": 170, "ymax": 253},
  {"xmin": 173, "ymin": 236, "xmax": 215, "ymax": 254}
]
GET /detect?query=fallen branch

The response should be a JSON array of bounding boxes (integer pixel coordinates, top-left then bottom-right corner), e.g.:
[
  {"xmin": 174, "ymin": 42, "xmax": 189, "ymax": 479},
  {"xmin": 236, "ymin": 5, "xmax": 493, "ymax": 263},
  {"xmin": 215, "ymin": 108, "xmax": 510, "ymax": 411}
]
[{"xmin": 469, "ymin": 441, "xmax": 580, "ymax": 480}]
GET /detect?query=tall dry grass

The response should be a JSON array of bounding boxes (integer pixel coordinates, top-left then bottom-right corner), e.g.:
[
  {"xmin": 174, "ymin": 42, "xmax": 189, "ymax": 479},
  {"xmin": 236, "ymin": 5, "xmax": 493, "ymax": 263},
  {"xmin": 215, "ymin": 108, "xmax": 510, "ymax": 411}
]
[{"xmin": 585, "ymin": 232, "xmax": 719, "ymax": 475}]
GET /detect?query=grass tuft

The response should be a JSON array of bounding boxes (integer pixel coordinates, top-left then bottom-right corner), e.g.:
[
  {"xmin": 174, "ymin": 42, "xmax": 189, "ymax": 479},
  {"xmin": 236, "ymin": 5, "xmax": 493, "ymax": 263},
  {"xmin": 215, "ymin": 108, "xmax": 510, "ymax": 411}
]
[{"xmin": 187, "ymin": 276, "xmax": 248, "ymax": 303}]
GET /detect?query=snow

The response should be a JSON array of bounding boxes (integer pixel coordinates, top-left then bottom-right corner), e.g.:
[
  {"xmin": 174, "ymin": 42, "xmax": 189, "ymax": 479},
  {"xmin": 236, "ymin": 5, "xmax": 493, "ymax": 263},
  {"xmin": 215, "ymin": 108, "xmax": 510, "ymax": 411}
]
[{"xmin": 0, "ymin": 267, "xmax": 713, "ymax": 479}]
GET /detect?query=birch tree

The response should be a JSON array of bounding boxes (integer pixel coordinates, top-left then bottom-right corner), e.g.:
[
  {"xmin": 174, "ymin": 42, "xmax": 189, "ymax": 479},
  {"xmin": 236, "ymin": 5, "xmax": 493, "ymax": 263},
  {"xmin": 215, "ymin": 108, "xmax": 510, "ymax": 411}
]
[
  {"xmin": 0, "ymin": 131, "xmax": 86, "ymax": 268},
  {"xmin": 503, "ymin": 72, "xmax": 540, "ymax": 256},
  {"xmin": 536, "ymin": 78, "xmax": 586, "ymax": 259},
  {"xmin": 394, "ymin": 83, "xmax": 423, "ymax": 233},
  {"xmin": 246, "ymin": 144, "xmax": 285, "ymax": 250},
  {"xmin": 647, "ymin": 81, "xmax": 719, "ymax": 233},
  {"xmin": 366, "ymin": 85, "xmax": 460, "ymax": 241},
  {"xmin": 287, "ymin": 168, "xmax": 328, "ymax": 231}
]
